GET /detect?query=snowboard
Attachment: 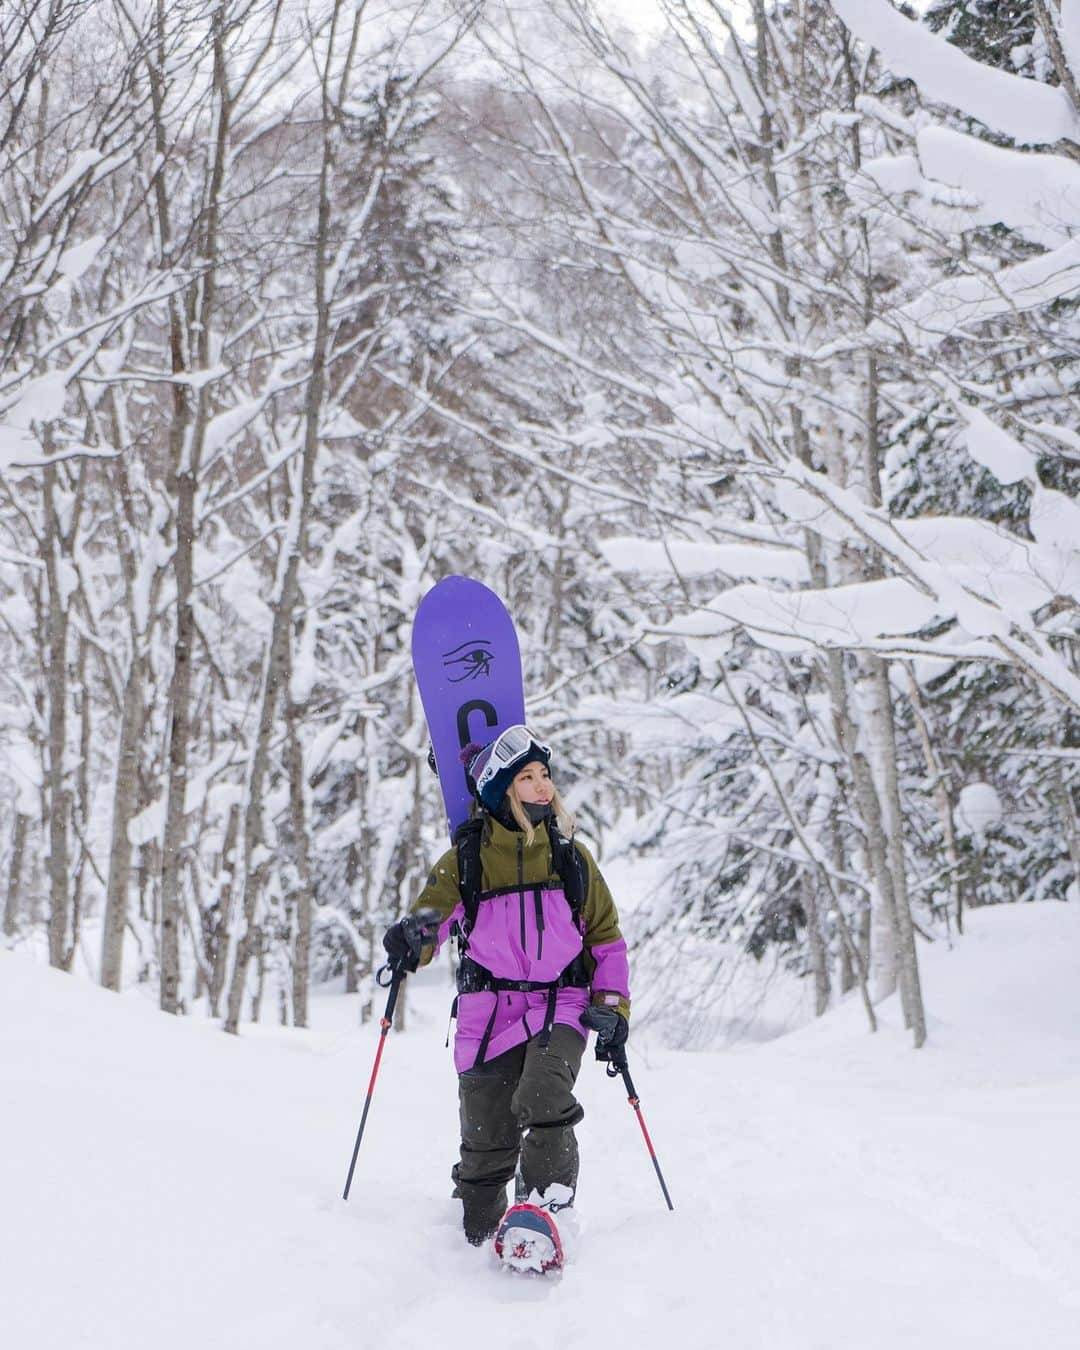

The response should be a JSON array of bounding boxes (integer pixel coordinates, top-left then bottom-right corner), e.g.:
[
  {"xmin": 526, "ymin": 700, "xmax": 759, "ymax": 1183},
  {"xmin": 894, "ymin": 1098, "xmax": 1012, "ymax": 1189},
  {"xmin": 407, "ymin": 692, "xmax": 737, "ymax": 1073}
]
[
  {"xmin": 411, "ymin": 576, "xmax": 525, "ymax": 838},
  {"xmin": 493, "ymin": 1203, "xmax": 564, "ymax": 1274}
]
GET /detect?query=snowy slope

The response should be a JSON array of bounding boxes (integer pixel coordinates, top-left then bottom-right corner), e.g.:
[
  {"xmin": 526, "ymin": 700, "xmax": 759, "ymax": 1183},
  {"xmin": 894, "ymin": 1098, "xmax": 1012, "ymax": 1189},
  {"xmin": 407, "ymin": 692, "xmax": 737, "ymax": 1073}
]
[{"xmin": 4, "ymin": 904, "xmax": 1080, "ymax": 1350}]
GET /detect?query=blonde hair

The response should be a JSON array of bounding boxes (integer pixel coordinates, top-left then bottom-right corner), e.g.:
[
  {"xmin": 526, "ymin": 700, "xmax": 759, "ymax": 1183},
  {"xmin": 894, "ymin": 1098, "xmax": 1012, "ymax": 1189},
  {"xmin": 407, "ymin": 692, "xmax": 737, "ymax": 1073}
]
[{"xmin": 506, "ymin": 781, "xmax": 575, "ymax": 846}]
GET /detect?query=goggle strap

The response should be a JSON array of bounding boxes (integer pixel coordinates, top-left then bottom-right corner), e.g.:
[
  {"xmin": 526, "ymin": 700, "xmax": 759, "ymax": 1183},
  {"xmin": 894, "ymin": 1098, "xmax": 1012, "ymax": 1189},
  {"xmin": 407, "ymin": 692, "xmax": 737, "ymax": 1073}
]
[{"xmin": 474, "ymin": 725, "xmax": 550, "ymax": 793}]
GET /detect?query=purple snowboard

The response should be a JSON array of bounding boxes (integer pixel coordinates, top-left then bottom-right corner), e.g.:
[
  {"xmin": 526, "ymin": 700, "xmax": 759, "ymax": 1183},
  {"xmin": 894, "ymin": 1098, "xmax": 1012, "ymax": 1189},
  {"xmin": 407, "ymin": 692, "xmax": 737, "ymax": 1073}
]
[{"xmin": 411, "ymin": 576, "xmax": 525, "ymax": 837}]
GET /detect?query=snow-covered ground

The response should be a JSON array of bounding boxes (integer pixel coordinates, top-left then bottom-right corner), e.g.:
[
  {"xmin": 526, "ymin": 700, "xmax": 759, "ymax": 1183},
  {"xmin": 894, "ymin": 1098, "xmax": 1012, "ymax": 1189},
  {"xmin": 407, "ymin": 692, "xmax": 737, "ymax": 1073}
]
[{"xmin": 5, "ymin": 903, "xmax": 1080, "ymax": 1350}]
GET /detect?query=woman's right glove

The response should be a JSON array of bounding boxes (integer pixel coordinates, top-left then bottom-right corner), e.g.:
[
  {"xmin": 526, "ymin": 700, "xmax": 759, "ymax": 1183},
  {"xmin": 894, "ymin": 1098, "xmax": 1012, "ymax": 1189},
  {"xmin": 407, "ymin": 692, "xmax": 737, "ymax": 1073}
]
[
  {"xmin": 382, "ymin": 915, "xmax": 428, "ymax": 973},
  {"xmin": 580, "ymin": 1003, "xmax": 629, "ymax": 1060}
]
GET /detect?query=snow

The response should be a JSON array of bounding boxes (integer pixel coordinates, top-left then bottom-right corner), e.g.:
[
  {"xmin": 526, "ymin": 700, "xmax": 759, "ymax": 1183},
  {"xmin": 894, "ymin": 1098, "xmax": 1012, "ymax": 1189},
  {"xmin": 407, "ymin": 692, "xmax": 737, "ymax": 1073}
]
[
  {"xmin": 1030, "ymin": 484, "xmax": 1080, "ymax": 557},
  {"xmin": 6, "ymin": 731, "xmax": 42, "ymax": 815},
  {"xmin": 899, "ymin": 514, "xmax": 1035, "ymax": 574},
  {"xmin": 600, "ymin": 537, "xmax": 808, "ymax": 582},
  {"xmin": 898, "ymin": 513, "xmax": 1080, "ymax": 618},
  {"xmin": 772, "ymin": 476, "xmax": 852, "ymax": 545},
  {"xmin": 6, "ymin": 902, "xmax": 1080, "ymax": 1349},
  {"xmin": 886, "ymin": 233, "xmax": 1080, "ymax": 347},
  {"xmin": 862, "ymin": 150, "xmax": 923, "ymax": 196},
  {"xmin": 668, "ymin": 576, "xmax": 942, "ymax": 656},
  {"xmin": 55, "ymin": 235, "xmax": 105, "ymax": 281},
  {"xmin": 0, "ymin": 372, "xmax": 69, "ymax": 467},
  {"xmin": 831, "ymin": 0, "xmax": 1080, "ymax": 146},
  {"xmin": 916, "ymin": 127, "xmax": 1080, "ymax": 249},
  {"xmin": 203, "ymin": 396, "xmax": 267, "ymax": 455},
  {"xmin": 955, "ymin": 781, "xmax": 1004, "ymax": 837},
  {"xmin": 956, "ymin": 404, "xmax": 1037, "ymax": 486},
  {"xmin": 768, "ymin": 461, "xmax": 1080, "ymax": 706},
  {"xmin": 866, "ymin": 127, "xmax": 1080, "ymax": 249},
  {"xmin": 127, "ymin": 796, "xmax": 165, "ymax": 846},
  {"xmin": 579, "ymin": 690, "xmax": 746, "ymax": 749},
  {"xmin": 33, "ymin": 150, "xmax": 106, "ymax": 218}
]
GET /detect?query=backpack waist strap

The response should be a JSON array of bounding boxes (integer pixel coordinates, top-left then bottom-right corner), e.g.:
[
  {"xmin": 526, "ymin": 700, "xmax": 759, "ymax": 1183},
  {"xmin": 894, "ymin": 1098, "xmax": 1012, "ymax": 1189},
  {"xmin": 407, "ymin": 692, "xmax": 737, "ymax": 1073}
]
[
  {"xmin": 456, "ymin": 953, "xmax": 590, "ymax": 1068},
  {"xmin": 457, "ymin": 952, "xmax": 589, "ymax": 995}
]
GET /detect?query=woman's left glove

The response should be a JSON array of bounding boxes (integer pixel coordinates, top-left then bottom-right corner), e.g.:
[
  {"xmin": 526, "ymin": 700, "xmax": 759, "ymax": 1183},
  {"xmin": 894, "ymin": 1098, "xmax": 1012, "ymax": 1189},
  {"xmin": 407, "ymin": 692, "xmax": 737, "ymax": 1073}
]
[
  {"xmin": 580, "ymin": 1003, "xmax": 629, "ymax": 1058},
  {"xmin": 382, "ymin": 915, "xmax": 429, "ymax": 973}
]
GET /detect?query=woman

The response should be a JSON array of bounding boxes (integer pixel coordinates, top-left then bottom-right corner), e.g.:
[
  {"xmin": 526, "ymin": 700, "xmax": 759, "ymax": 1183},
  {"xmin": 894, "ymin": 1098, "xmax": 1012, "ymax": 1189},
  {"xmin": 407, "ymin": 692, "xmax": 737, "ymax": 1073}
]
[{"xmin": 382, "ymin": 725, "xmax": 631, "ymax": 1246}]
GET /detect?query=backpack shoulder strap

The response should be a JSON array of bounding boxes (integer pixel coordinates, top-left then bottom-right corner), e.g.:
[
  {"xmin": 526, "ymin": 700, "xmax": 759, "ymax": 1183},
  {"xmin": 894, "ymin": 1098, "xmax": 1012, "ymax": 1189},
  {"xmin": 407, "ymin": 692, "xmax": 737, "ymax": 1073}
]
[
  {"xmin": 453, "ymin": 816, "xmax": 485, "ymax": 933},
  {"xmin": 545, "ymin": 817, "xmax": 587, "ymax": 925},
  {"xmin": 455, "ymin": 815, "xmax": 586, "ymax": 934}
]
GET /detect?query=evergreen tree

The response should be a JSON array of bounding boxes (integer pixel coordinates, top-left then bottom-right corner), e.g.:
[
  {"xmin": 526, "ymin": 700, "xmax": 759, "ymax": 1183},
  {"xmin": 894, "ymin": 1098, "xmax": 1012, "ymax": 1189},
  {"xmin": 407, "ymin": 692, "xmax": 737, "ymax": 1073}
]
[{"xmin": 925, "ymin": 1, "xmax": 1039, "ymax": 77}]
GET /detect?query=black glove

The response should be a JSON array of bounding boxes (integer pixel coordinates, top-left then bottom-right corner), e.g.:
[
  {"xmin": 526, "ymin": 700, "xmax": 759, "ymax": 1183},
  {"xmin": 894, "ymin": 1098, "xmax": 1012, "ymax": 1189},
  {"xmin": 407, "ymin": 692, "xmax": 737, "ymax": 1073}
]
[
  {"xmin": 382, "ymin": 915, "xmax": 429, "ymax": 973},
  {"xmin": 580, "ymin": 1003, "xmax": 629, "ymax": 1060}
]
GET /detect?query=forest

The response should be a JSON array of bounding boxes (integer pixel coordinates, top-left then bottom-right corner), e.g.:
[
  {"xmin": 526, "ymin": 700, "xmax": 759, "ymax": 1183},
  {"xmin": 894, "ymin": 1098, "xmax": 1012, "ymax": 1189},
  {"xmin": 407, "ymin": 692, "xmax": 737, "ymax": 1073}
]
[{"xmin": 2, "ymin": 0, "xmax": 1078, "ymax": 1051}]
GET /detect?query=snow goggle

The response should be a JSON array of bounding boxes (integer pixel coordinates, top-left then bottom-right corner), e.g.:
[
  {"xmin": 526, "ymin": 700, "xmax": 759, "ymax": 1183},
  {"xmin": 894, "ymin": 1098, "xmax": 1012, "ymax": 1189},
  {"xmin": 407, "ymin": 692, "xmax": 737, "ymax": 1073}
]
[{"xmin": 472, "ymin": 725, "xmax": 551, "ymax": 797}]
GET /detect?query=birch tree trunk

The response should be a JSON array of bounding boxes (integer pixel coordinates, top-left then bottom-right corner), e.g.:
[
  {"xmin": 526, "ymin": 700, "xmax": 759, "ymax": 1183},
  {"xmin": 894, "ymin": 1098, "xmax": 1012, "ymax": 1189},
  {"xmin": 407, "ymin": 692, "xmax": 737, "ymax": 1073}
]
[
  {"xmin": 41, "ymin": 461, "xmax": 73, "ymax": 970},
  {"xmin": 800, "ymin": 872, "xmax": 831, "ymax": 1017},
  {"xmin": 905, "ymin": 668, "xmax": 968, "ymax": 935},
  {"xmin": 101, "ymin": 654, "xmax": 148, "ymax": 990},
  {"xmin": 4, "ymin": 814, "xmax": 28, "ymax": 939},
  {"xmin": 156, "ymin": 5, "xmax": 230, "ymax": 1013},
  {"xmin": 100, "ymin": 436, "xmax": 159, "ymax": 989},
  {"xmin": 285, "ymin": 663, "xmax": 314, "ymax": 1029},
  {"xmin": 861, "ymin": 658, "xmax": 926, "ymax": 1044},
  {"xmin": 856, "ymin": 220, "xmax": 928, "ymax": 1043},
  {"xmin": 208, "ymin": 802, "xmax": 240, "ymax": 1017}
]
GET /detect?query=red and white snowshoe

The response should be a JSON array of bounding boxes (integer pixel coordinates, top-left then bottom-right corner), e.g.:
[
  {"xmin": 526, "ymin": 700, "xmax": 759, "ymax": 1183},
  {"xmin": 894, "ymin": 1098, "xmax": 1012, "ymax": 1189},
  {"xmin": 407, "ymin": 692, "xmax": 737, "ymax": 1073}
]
[{"xmin": 493, "ymin": 1203, "xmax": 564, "ymax": 1274}]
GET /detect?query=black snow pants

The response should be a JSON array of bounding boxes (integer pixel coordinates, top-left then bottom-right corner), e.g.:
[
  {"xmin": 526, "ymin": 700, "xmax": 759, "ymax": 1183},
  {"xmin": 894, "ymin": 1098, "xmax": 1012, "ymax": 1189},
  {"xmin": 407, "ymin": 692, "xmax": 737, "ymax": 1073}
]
[{"xmin": 451, "ymin": 1024, "xmax": 585, "ymax": 1245}]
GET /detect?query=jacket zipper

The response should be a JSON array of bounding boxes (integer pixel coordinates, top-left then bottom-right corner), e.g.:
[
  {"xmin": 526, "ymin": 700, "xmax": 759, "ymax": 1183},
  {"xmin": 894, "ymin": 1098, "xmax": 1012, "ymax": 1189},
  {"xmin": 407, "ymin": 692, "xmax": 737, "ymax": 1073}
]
[
  {"xmin": 517, "ymin": 836, "xmax": 526, "ymax": 958},
  {"xmin": 534, "ymin": 887, "xmax": 545, "ymax": 961}
]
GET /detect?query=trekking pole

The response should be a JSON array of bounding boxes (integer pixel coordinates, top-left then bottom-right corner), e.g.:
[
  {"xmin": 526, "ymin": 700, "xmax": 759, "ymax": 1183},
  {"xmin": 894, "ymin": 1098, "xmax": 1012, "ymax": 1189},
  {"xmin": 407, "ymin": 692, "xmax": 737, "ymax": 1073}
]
[
  {"xmin": 342, "ymin": 960, "xmax": 405, "ymax": 1201},
  {"xmin": 604, "ymin": 1050, "xmax": 675, "ymax": 1211}
]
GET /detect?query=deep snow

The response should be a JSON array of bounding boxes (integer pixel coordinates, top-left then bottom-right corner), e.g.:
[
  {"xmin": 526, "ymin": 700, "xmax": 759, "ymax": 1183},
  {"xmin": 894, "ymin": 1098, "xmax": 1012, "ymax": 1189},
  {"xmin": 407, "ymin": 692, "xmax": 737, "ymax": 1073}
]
[{"xmin": 4, "ymin": 903, "xmax": 1080, "ymax": 1350}]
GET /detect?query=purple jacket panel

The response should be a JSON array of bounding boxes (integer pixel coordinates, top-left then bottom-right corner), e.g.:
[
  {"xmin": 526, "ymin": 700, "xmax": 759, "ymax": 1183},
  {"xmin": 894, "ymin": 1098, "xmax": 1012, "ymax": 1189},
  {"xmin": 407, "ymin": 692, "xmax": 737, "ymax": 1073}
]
[
  {"xmin": 429, "ymin": 887, "xmax": 620, "ymax": 1071},
  {"xmin": 453, "ymin": 987, "xmax": 589, "ymax": 1073},
  {"xmin": 465, "ymin": 885, "xmax": 584, "ymax": 983},
  {"xmin": 589, "ymin": 938, "xmax": 631, "ymax": 1000}
]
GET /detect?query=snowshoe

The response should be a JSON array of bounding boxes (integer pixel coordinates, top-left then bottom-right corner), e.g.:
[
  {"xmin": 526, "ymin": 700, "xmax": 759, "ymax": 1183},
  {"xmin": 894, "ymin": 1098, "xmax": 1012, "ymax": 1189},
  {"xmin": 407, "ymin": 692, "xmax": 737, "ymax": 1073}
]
[{"xmin": 493, "ymin": 1202, "xmax": 564, "ymax": 1274}]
